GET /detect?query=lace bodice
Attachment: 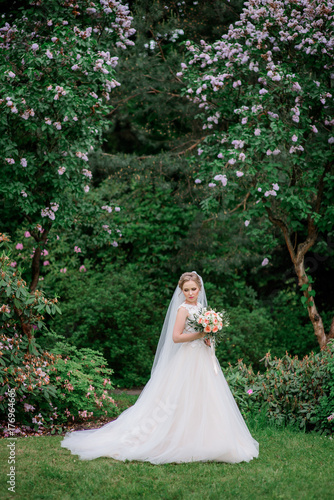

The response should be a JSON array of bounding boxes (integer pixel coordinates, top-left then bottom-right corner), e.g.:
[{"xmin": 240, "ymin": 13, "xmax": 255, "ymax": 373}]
[
  {"xmin": 178, "ymin": 302, "xmax": 204, "ymax": 348},
  {"xmin": 178, "ymin": 302, "xmax": 202, "ymax": 333}
]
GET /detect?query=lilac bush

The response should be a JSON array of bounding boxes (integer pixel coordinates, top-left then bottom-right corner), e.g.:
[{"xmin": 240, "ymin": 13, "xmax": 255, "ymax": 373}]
[
  {"xmin": 0, "ymin": 0, "xmax": 134, "ymax": 290},
  {"xmin": 180, "ymin": 0, "xmax": 334, "ymax": 347}
]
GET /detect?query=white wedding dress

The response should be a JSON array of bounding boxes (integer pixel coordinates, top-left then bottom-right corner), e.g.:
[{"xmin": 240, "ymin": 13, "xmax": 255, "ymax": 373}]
[{"xmin": 61, "ymin": 301, "xmax": 259, "ymax": 464}]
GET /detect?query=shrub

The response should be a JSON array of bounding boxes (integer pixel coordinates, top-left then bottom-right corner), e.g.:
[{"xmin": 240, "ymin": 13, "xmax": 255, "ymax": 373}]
[
  {"xmin": 0, "ymin": 331, "xmax": 119, "ymax": 436},
  {"xmin": 0, "ymin": 236, "xmax": 61, "ymax": 350},
  {"xmin": 46, "ymin": 264, "xmax": 166, "ymax": 387},
  {"xmin": 44, "ymin": 341, "xmax": 119, "ymax": 430},
  {"xmin": 225, "ymin": 342, "xmax": 334, "ymax": 434},
  {"xmin": 269, "ymin": 289, "xmax": 318, "ymax": 357},
  {"xmin": 215, "ymin": 305, "xmax": 275, "ymax": 371},
  {"xmin": 0, "ymin": 243, "xmax": 118, "ymax": 435}
]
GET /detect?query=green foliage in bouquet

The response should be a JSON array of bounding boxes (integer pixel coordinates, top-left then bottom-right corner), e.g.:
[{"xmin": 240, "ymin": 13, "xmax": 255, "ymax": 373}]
[{"xmin": 225, "ymin": 342, "xmax": 334, "ymax": 434}]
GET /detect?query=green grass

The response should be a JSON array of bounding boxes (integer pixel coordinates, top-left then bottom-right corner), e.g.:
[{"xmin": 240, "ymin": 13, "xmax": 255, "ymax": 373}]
[
  {"xmin": 112, "ymin": 392, "xmax": 140, "ymax": 412},
  {"xmin": 1, "ymin": 424, "xmax": 333, "ymax": 500}
]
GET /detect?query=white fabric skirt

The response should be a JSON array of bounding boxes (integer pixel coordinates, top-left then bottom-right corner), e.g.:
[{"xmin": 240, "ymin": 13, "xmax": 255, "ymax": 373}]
[{"xmin": 61, "ymin": 340, "xmax": 259, "ymax": 464}]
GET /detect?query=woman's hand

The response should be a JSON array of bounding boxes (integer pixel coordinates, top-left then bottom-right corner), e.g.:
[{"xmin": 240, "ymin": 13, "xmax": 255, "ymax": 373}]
[
  {"xmin": 204, "ymin": 337, "xmax": 211, "ymax": 347},
  {"xmin": 197, "ymin": 332, "xmax": 211, "ymax": 346}
]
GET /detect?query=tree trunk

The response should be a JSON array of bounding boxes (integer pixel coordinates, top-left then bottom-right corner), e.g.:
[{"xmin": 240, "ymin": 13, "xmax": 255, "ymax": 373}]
[
  {"xmin": 13, "ymin": 304, "xmax": 33, "ymax": 348},
  {"xmin": 266, "ymin": 207, "xmax": 334, "ymax": 349},
  {"xmin": 294, "ymin": 256, "xmax": 334, "ymax": 348},
  {"xmin": 30, "ymin": 245, "xmax": 42, "ymax": 292}
]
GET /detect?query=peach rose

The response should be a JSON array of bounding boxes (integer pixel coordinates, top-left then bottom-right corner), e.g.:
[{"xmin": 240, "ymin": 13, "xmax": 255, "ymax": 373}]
[
  {"xmin": 212, "ymin": 326, "xmax": 218, "ymax": 333},
  {"xmin": 198, "ymin": 317, "xmax": 203, "ymax": 324},
  {"xmin": 204, "ymin": 325, "xmax": 211, "ymax": 333}
]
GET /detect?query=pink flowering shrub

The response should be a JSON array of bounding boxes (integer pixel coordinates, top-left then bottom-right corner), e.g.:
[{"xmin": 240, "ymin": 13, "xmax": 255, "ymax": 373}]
[
  {"xmin": 0, "ymin": 333, "xmax": 119, "ymax": 436},
  {"xmin": 0, "ymin": 332, "xmax": 59, "ymax": 436},
  {"xmin": 225, "ymin": 341, "xmax": 334, "ymax": 434},
  {"xmin": 0, "ymin": 241, "xmax": 118, "ymax": 435},
  {"xmin": 0, "ymin": 235, "xmax": 61, "ymax": 343},
  {"xmin": 43, "ymin": 344, "xmax": 119, "ymax": 430}
]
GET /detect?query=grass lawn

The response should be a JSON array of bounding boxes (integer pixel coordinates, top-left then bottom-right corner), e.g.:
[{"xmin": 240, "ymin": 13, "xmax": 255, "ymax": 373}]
[{"xmin": 1, "ymin": 422, "xmax": 333, "ymax": 500}]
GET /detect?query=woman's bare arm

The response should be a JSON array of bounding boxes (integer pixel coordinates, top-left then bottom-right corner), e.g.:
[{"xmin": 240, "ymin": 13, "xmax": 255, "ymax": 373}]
[{"xmin": 172, "ymin": 307, "xmax": 206, "ymax": 344}]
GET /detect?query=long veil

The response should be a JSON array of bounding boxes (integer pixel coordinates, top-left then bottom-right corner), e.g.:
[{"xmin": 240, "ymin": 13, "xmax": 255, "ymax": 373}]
[{"xmin": 150, "ymin": 271, "xmax": 207, "ymax": 376}]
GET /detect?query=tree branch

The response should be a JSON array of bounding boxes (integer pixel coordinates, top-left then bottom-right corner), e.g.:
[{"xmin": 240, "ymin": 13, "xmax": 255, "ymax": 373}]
[
  {"xmin": 304, "ymin": 160, "xmax": 333, "ymax": 247},
  {"xmin": 265, "ymin": 205, "xmax": 297, "ymax": 263},
  {"xmin": 296, "ymin": 232, "xmax": 318, "ymax": 263},
  {"xmin": 229, "ymin": 192, "xmax": 251, "ymax": 213},
  {"xmin": 105, "ymin": 93, "xmax": 142, "ymax": 117},
  {"xmin": 147, "ymin": 87, "xmax": 181, "ymax": 98},
  {"xmin": 101, "ymin": 136, "xmax": 208, "ymax": 160},
  {"xmin": 329, "ymin": 316, "xmax": 334, "ymax": 341}
]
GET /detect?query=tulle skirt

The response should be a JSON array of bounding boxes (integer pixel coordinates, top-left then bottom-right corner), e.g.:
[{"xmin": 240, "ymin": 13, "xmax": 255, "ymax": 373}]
[{"xmin": 61, "ymin": 340, "xmax": 259, "ymax": 464}]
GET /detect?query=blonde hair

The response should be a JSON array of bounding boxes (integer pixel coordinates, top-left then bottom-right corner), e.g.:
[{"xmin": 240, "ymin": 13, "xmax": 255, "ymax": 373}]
[{"xmin": 178, "ymin": 272, "xmax": 201, "ymax": 290}]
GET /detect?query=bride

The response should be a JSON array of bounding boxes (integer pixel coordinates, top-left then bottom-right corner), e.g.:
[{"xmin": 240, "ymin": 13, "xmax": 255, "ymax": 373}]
[{"xmin": 61, "ymin": 271, "xmax": 259, "ymax": 464}]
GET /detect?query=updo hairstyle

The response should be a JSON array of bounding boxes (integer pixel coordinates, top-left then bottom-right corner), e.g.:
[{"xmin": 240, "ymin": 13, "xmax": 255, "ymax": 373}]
[{"xmin": 178, "ymin": 272, "xmax": 201, "ymax": 291}]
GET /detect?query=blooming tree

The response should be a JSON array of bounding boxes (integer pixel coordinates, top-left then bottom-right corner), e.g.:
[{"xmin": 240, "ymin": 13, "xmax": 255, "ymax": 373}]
[
  {"xmin": 180, "ymin": 0, "xmax": 334, "ymax": 347},
  {"xmin": 0, "ymin": 0, "xmax": 135, "ymax": 290}
]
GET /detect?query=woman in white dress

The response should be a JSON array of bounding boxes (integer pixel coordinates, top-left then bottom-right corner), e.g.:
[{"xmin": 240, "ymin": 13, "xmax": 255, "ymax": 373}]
[{"xmin": 61, "ymin": 271, "xmax": 259, "ymax": 464}]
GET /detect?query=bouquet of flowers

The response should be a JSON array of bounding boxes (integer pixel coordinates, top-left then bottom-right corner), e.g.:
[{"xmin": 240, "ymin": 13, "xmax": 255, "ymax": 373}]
[
  {"xmin": 188, "ymin": 307, "xmax": 229, "ymax": 344},
  {"xmin": 188, "ymin": 307, "xmax": 229, "ymax": 375}
]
